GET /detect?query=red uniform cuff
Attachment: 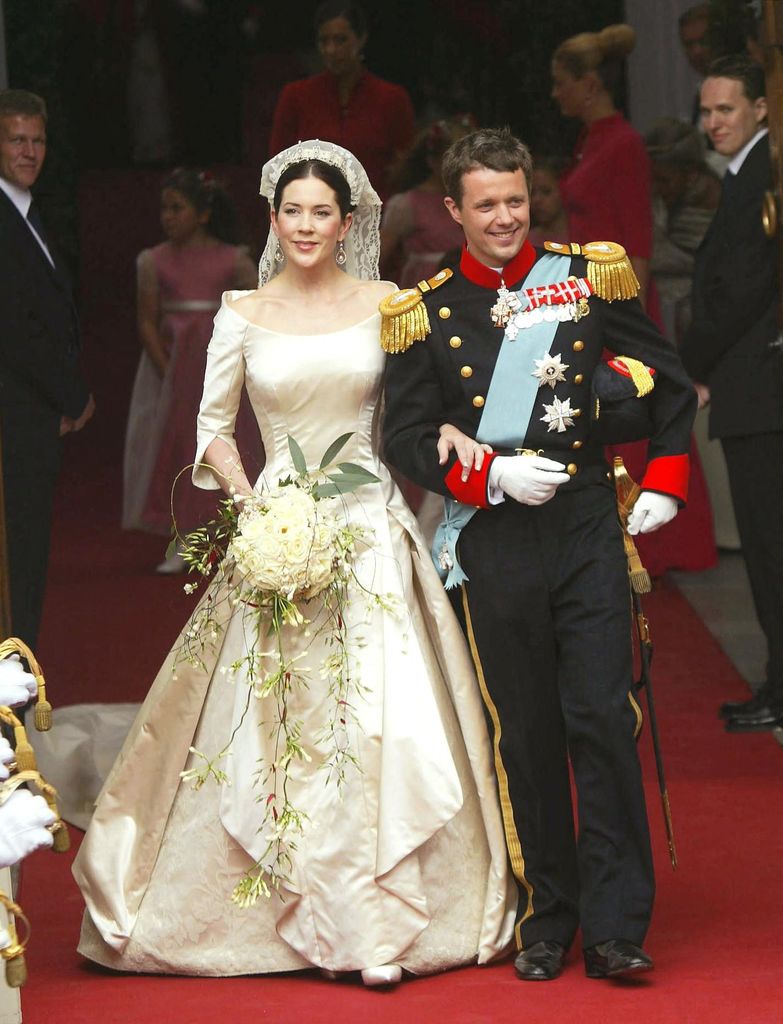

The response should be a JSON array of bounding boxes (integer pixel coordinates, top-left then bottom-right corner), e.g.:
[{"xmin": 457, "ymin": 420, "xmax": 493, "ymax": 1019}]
[
  {"xmin": 445, "ymin": 452, "xmax": 498, "ymax": 507},
  {"xmin": 642, "ymin": 454, "xmax": 689, "ymax": 505}
]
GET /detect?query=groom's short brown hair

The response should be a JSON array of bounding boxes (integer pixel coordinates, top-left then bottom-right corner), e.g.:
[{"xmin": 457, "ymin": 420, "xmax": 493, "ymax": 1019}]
[{"xmin": 442, "ymin": 127, "xmax": 533, "ymax": 207}]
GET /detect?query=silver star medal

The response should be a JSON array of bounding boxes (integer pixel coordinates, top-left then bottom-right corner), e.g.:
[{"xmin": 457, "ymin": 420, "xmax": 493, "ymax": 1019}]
[
  {"xmin": 541, "ymin": 395, "xmax": 576, "ymax": 433},
  {"xmin": 532, "ymin": 353, "xmax": 569, "ymax": 389},
  {"xmin": 490, "ymin": 284, "xmax": 521, "ymax": 329}
]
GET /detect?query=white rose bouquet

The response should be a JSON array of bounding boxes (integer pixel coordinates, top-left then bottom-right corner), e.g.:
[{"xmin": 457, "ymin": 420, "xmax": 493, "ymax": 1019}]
[
  {"xmin": 173, "ymin": 434, "xmax": 393, "ymax": 907},
  {"xmin": 230, "ymin": 486, "xmax": 345, "ymax": 605}
]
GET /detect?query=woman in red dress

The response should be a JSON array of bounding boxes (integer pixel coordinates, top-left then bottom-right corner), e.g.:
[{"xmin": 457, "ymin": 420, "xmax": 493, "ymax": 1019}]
[
  {"xmin": 551, "ymin": 24, "xmax": 715, "ymax": 576},
  {"xmin": 269, "ymin": 2, "xmax": 415, "ymax": 201}
]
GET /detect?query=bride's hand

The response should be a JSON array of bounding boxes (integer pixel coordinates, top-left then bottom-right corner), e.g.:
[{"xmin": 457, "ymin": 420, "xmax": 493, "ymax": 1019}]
[{"xmin": 437, "ymin": 424, "xmax": 493, "ymax": 482}]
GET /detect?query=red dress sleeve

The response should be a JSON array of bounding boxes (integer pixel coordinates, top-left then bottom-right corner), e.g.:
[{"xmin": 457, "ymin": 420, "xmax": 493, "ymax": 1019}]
[
  {"xmin": 269, "ymin": 82, "xmax": 299, "ymax": 157},
  {"xmin": 387, "ymin": 85, "xmax": 416, "ymax": 156},
  {"xmin": 610, "ymin": 134, "xmax": 653, "ymax": 260}
]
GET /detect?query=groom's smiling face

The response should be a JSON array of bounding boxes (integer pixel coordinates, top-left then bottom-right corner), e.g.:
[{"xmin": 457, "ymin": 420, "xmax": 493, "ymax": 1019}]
[{"xmin": 444, "ymin": 167, "xmax": 530, "ymax": 270}]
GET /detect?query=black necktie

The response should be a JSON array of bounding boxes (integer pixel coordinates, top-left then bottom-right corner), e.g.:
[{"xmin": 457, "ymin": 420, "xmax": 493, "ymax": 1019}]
[{"xmin": 26, "ymin": 199, "xmax": 49, "ymax": 245}]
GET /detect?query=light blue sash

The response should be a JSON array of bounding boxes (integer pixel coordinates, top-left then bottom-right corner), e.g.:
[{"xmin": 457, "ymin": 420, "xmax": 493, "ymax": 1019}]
[{"xmin": 433, "ymin": 253, "xmax": 572, "ymax": 588}]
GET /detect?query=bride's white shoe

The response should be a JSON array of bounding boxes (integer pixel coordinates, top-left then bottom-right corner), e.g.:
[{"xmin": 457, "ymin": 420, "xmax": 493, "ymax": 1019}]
[
  {"xmin": 360, "ymin": 964, "xmax": 402, "ymax": 987},
  {"xmin": 155, "ymin": 543, "xmax": 186, "ymax": 575}
]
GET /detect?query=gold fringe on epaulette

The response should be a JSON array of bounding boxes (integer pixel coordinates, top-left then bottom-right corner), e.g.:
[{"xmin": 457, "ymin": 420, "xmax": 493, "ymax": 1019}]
[
  {"xmin": 379, "ymin": 292, "xmax": 431, "ymax": 354},
  {"xmin": 583, "ymin": 241, "xmax": 640, "ymax": 302}
]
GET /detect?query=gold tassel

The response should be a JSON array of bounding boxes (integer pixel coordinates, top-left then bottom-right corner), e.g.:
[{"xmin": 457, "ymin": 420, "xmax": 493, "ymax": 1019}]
[
  {"xmin": 582, "ymin": 241, "xmax": 640, "ymax": 302},
  {"xmin": 623, "ymin": 530, "xmax": 652, "ymax": 594},
  {"xmin": 3, "ymin": 948, "xmax": 27, "ymax": 988},
  {"xmin": 33, "ymin": 698, "xmax": 51, "ymax": 733},
  {"xmin": 613, "ymin": 456, "xmax": 652, "ymax": 594},
  {"xmin": 36, "ymin": 776, "xmax": 69, "ymax": 853},
  {"xmin": 50, "ymin": 820, "xmax": 71, "ymax": 853},
  {"xmin": 0, "ymin": 893, "xmax": 30, "ymax": 988},
  {"xmin": 0, "ymin": 708, "xmax": 37, "ymax": 771},
  {"xmin": 0, "ymin": 638, "xmax": 53, "ymax": 732},
  {"xmin": 12, "ymin": 730, "xmax": 36, "ymax": 772}
]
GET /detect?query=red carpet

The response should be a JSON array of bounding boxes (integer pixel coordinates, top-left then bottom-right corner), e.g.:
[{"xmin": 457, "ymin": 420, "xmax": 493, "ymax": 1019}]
[
  {"xmin": 14, "ymin": 170, "xmax": 783, "ymax": 1021},
  {"xmin": 22, "ymin": 488, "xmax": 783, "ymax": 1023}
]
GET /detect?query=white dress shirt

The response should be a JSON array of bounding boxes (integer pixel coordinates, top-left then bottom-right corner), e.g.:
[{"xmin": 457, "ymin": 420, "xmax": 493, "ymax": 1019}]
[
  {"xmin": 727, "ymin": 127, "xmax": 769, "ymax": 177},
  {"xmin": 0, "ymin": 175, "xmax": 54, "ymax": 266}
]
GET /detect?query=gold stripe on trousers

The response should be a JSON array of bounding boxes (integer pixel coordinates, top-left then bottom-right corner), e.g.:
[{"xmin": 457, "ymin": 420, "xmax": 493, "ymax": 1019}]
[
  {"xmin": 460, "ymin": 584, "xmax": 534, "ymax": 950},
  {"xmin": 628, "ymin": 689, "xmax": 644, "ymax": 739}
]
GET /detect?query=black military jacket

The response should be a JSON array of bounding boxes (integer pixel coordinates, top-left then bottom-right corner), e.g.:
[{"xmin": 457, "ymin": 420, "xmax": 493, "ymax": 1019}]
[{"xmin": 382, "ymin": 241, "xmax": 695, "ymax": 505}]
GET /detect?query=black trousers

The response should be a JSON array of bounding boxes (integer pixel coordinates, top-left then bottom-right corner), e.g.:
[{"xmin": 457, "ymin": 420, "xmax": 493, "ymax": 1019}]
[
  {"xmin": 722, "ymin": 432, "xmax": 783, "ymax": 706},
  {"xmin": 450, "ymin": 483, "xmax": 654, "ymax": 951},
  {"xmin": 2, "ymin": 422, "xmax": 61, "ymax": 651}
]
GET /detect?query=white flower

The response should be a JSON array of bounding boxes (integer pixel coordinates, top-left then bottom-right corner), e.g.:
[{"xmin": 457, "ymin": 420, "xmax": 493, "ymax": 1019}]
[{"xmin": 228, "ymin": 484, "xmax": 348, "ymax": 602}]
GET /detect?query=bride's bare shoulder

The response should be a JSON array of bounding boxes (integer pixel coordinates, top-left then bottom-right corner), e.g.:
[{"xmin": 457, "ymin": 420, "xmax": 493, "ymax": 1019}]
[
  {"xmin": 225, "ymin": 286, "xmax": 281, "ymax": 324},
  {"xmin": 357, "ymin": 280, "xmax": 397, "ymax": 301}
]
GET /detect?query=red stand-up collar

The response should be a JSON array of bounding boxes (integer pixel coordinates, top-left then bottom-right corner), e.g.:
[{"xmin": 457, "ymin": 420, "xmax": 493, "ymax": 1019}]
[{"xmin": 459, "ymin": 239, "xmax": 537, "ymax": 289}]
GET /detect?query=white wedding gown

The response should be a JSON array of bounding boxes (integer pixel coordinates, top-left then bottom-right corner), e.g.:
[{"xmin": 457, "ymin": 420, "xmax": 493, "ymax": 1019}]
[{"xmin": 73, "ymin": 295, "xmax": 515, "ymax": 976}]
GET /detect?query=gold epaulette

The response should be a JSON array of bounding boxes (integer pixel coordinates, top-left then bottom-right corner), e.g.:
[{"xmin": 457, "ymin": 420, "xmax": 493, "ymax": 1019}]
[
  {"xmin": 544, "ymin": 239, "xmax": 640, "ymax": 302},
  {"xmin": 379, "ymin": 268, "xmax": 453, "ymax": 354}
]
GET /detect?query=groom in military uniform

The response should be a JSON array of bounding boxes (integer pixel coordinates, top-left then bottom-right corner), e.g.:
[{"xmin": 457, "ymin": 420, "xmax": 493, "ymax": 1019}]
[{"xmin": 381, "ymin": 128, "xmax": 696, "ymax": 980}]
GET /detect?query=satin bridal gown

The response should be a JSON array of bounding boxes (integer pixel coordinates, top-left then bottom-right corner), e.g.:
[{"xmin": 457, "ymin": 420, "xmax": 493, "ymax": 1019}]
[{"xmin": 74, "ymin": 293, "xmax": 515, "ymax": 976}]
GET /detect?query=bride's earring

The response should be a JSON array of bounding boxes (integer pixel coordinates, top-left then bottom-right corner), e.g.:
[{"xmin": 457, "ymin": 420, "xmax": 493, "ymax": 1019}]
[
  {"xmin": 274, "ymin": 241, "xmax": 284, "ymax": 263},
  {"xmin": 335, "ymin": 239, "xmax": 346, "ymax": 266}
]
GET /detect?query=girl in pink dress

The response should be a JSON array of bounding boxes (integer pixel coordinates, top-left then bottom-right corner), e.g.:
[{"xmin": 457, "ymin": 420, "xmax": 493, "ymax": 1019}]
[
  {"xmin": 123, "ymin": 170, "xmax": 258, "ymax": 570},
  {"xmin": 380, "ymin": 117, "xmax": 474, "ymax": 287},
  {"xmin": 527, "ymin": 157, "xmax": 570, "ymax": 248}
]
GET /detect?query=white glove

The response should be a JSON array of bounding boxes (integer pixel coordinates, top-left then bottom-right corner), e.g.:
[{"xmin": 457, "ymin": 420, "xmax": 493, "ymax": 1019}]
[
  {"xmin": 0, "ymin": 657, "xmax": 37, "ymax": 709},
  {"xmin": 627, "ymin": 491, "xmax": 678, "ymax": 535},
  {"xmin": 488, "ymin": 455, "xmax": 571, "ymax": 506},
  {"xmin": 0, "ymin": 738, "xmax": 15, "ymax": 782},
  {"xmin": 0, "ymin": 790, "xmax": 55, "ymax": 868},
  {"xmin": 0, "ymin": 928, "xmax": 10, "ymax": 951}
]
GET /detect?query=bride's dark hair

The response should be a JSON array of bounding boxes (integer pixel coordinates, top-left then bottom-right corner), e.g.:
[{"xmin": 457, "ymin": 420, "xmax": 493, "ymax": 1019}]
[{"xmin": 273, "ymin": 160, "xmax": 354, "ymax": 218}]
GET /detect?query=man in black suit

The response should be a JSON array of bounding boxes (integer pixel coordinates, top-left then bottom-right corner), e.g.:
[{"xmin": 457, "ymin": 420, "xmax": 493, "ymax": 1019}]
[
  {"xmin": 0, "ymin": 90, "xmax": 94, "ymax": 649},
  {"xmin": 680, "ymin": 56, "xmax": 782, "ymax": 732}
]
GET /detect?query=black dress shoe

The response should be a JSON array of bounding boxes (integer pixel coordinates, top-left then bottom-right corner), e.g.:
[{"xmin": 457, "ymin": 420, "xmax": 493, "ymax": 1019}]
[
  {"xmin": 514, "ymin": 941, "xmax": 566, "ymax": 981},
  {"xmin": 583, "ymin": 940, "xmax": 653, "ymax": 979},
  {"xmin": 725, "ymin": 703, "xmax": 783, "ymax": 732},
  {"xmin": 719, "ymin": 687, "xmax": 770, "ymax": 720}
]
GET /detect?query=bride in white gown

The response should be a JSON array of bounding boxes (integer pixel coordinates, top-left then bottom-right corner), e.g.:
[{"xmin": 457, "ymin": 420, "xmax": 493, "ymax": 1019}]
[{"xmin": 73, "ymin": 141, "xmax": 515, "ymax": 984}]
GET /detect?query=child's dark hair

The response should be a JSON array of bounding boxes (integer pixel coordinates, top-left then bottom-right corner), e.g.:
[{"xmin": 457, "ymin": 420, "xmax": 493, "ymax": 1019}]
[
  {"xmin": 388, "ymin": 114, "xmax": 477, "ymax": 194},
  {"xmin": 273, "ymin": 160, "xmax": 354, "ymax": 218},
  {"xmin": 161, "ymin": 168, "xmax": 240, "ymax": 244}
]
